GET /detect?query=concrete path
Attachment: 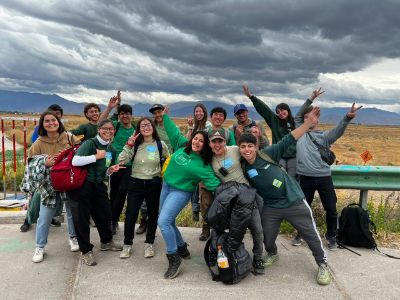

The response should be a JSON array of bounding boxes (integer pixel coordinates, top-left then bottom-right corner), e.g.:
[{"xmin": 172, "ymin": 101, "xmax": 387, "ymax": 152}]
[{"xmin": 0, "ymin": 224, "xmax": 399, "ymax": 300}]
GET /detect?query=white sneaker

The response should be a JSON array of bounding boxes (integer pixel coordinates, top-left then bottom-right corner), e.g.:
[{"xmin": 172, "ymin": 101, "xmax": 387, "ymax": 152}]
[
  {"xmin": 69, "ymin": 237, "xmax": 79, "ymax": 252},
  {"xmin": 120, "ymin": 245, "xmax": 132, "ymax": 259},
  {"xmin": 32, "ymin": 247, "xmax": 44, "ymax": 263},
  {"xmin": 144, "ymin": 243, "xmax": 154, "ymax": 258}
]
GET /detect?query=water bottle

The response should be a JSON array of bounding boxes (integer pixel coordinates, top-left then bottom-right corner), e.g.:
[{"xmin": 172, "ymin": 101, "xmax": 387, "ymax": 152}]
[{"xmin": 217, "ymin": 245, "xmax": 229, "ymax": 269}]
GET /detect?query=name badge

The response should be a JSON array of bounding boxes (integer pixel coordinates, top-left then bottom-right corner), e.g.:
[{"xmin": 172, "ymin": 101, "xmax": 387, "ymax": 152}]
[
  {"xmin": 272, "ymin": 179, "xmax": 283, "ymax": 188},
  {"xmin": 105, "ymin": 152, "xmax": 112, "ymax": 167},
  {"xmin": 247, "ymin": 169, "xmax": 258, "ymax": 178}
]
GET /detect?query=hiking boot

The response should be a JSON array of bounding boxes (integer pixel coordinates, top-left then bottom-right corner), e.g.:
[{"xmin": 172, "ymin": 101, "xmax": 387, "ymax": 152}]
[
  {"xmin": 144, "ymin": 243, "xmax": 155, "ymax": 258},
  {"xmin": 51, "ymin": 218, "xmax": 61, "ymax": 227},
  {"xmin": 316, "ymin": 263, "xmax": 331, "ymax": 285},
  {"xmin": 120, "ymin": 245, "xmax": 132, "ymax": 259},
  {"xmin": 136, "ymin": 217, "xmax": 147, "ymax": 235},
  {"xmin": 192, "ymin": 211, "xmax": 200, "ymax": 222},
  {"xmin": 20, "ymin": 218, "xmax": 31, "ymax": 232},
  {"xmin": 177, "ymin": 242, "xmax": 191, "ymax": 259},
  {"xmin": 164, "ymin": 253, "xmax": 184, "ymax": 279},
  {"xmin": 291, "ymin": 234, "xmax": 302, "ymax": 246},
  {"xmin": 32, "ymin": 247, "xmax": 44, "ymax": 263},
  {"xmin": 100, "ymin": 240, "xmax": 123, "ymax": 251},
  {"xmin": 82, "ymin": 251, "xmax": 97, "ymax": 266},
  {"xmin": 69, "ymin": 237, "xmax": 80, "ymax": 252},
  {"xmin": 252, "ymin": 258, "xmax": 265, "ymax": 275},
  {"xmin": 264, "ymin": 253, "xmax": 279, "ymax": 267},
  {"xmin": 325, "ymin": 234, "xmax": 338, "ymax": 251},
  {"xmin": 111, "ymin": 221, "xmax": 118, "ymax": 235},
  {"xmin": 199, "ymin": 224, "xmax": 210, "ymax": 241}
]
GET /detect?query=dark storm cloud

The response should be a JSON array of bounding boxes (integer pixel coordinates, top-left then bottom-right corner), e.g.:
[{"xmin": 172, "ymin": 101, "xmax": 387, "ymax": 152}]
[{"xmin": 1, "ymin": 0, "xmax": 400, "ymax": 109}]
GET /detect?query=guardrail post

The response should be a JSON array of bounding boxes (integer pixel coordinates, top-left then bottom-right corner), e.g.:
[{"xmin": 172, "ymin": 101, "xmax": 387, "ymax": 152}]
[{"xmin": 359, "ymin": 190, "xmax": 368, "ymax": 209}]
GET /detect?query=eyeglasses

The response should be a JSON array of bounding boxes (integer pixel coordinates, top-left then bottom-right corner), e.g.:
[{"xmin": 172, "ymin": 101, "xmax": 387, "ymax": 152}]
[
  {"xmin": 140, "ymin": 124, "xmax": 152, "ymax": 129},
  {"xmin": 100, "ymin": 127, "xmax": 115, "ymax": 132}
]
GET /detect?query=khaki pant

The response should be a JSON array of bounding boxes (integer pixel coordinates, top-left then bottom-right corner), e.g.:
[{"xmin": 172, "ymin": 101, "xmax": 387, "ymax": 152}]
[{"xmin": 199, "ymin": 182, "xmax": 213, "ymax": 226}]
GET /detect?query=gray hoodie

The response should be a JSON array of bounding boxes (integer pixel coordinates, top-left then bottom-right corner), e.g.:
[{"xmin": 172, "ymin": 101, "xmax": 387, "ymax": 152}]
[{"xmin": 295, "ymin": 99, "xmax": 352, "ymax": 177}]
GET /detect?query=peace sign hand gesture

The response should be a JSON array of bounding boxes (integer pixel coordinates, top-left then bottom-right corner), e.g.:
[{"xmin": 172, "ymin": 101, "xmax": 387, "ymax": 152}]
[
  {"xmin": 347, "ymin": 103, "xmax": 363, "ymax": 119},
  {"xmin": 309, "ymin": 88, "xmax": 325, "ymax": 102},
  {"xmin": 127, "ymin": 132, "xmax": 141, "ymax": 147},
  {"xmin": 243, "ymin": 85, "xmax": 252, "ymax": 98}
]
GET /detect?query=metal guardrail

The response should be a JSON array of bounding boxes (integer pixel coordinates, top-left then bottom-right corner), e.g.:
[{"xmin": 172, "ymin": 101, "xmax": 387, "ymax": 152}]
[{"xmin": 331, "ymin": 165, "xmax": 400, "ymax": 208}]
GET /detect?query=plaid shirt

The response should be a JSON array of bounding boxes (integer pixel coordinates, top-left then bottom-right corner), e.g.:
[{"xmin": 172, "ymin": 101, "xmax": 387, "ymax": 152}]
[{"xmin": 25, "ymin": 155, "xmax": 66, "ymax": 208}]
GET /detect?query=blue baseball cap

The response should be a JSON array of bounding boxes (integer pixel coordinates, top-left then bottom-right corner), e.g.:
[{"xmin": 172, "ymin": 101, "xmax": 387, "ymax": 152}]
[{"xmin": 234, "ymin": 104, "xmax": 248, "ymax": 115}]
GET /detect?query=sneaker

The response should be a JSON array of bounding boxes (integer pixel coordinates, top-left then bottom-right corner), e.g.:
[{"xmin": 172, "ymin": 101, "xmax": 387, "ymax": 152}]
[
  {"xmin": 120, "ymin": 245, "xmax": 132, "ymax": 259},
  {"xmin": 252, "ymin": 258, "xmax": 265, "ymax": 275},
  {"xmin": 291, "ymin": 234, "xmax": 302, "ymax": 246},
  {"xmin": 32, "ymin": 247, "xmax": 44, "ymax": 263},
  {"xmin": 101, "ymin": 240, "xmax": 123, "ymax": 251},
  {"xmin": 192, "ymin": 211, "xmax": 200, "ymax": 222},
  {"xmin": 264, "ymin": 253, "xmax": 279, "ymax": 267},
  {"xmin": 69, "ymin": 237, "xmax": 79, "ymax": 252},
  {"xmin": 82, "ymin": 251, "xmax": 97, "ymax": 266},
  {"xmin": 316, "ymin": 263, "xmax": 332, "ymax": 285},
  {"xmin": 20, "ymin": 219, "xmax": 31, "ymax": 232},
  {"xmin": 144, "ymin": 243, "xmax": 154, "ymax": 258},
  {"xmin": 164, "ymin": 253, "xmax": 184, "ymax": 279},
  {"xmin": 50, "ymin": 218, "xmax": 61, "ymax": 227},
  {"xmin": 325, "ymin": 234, "xmax": 338, "ymax": 251}
]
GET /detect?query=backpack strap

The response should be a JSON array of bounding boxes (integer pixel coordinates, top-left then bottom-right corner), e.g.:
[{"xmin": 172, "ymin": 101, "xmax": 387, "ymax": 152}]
[
  {"xmin": 156, "ymin": 140, "xmax": 163, "ymax": 168},
  {"xmin": 115, "ymin": 122, "xmax": 121, "ymax": 136},
  {"xmin": 203, "ymin": 238, "xmax": 220, "ymax": 282},
  {"xmin": 307, "ymin": 132, "xmax": 328, "ymax": 152}
]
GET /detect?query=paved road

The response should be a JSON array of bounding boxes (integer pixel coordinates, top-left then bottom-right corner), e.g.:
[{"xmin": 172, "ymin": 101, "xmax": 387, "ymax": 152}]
[{"xmin": 1, "ymin": 224, "xmax": 399, "ymax": 300}]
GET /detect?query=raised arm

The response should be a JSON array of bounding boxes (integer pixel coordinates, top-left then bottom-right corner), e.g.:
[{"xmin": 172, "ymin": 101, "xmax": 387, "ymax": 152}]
[
  {"xmin": 99, "ymin": 92, "xmax": 120, "ymax": 122},
  {"xmin": 162, "ymin": 110, "xmax": 189, "ymax": 150},
  {"xmin": 243, "ymin": 85, "xmax": 277, "ymax": 128},
  {"xmin": 294, "ymin": 88, "xmax": 325, "ymax": 127},
  {"xmin": 325, "ymin": 103, "xmax": 362, "ymax": 144}
]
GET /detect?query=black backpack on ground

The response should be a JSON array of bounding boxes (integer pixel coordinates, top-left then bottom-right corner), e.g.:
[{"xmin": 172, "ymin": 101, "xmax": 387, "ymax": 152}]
[
  {"xmin": 204, "ymin": 230, "xmax": 252, "ymax": 284},
  {"xmin": 338, "ymin": 203, "xmax": 400, "ymax": 259}
]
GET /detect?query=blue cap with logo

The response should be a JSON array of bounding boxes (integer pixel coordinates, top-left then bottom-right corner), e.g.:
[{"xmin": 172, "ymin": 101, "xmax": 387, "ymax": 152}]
[{"xmin": 234, "ymin": 104, "xmax": 248, "ymax": 115}]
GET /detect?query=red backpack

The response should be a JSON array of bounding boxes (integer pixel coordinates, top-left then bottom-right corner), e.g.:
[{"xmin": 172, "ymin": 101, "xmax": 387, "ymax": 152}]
[{"xmin": 50, "ymin": 137, "xmax": 88, "ymax": 191}]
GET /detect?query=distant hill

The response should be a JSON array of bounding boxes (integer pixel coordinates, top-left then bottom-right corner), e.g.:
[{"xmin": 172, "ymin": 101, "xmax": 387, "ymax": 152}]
[{"xmin": 1, "ymin": 90, "xmax": 399, "ymax": 125}]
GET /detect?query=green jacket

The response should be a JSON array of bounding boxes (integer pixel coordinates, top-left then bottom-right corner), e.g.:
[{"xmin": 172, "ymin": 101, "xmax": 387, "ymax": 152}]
[
  {"xmin": 249, "ymin": 95, "xmax": 296, "ymax": 158},
  {"xmin": 162, "ymin": 114, "xmax": 220, "ymax": 192},
  {"xmin": 243, "ymin": 134, "xmax": 304, "ymax": 208}
]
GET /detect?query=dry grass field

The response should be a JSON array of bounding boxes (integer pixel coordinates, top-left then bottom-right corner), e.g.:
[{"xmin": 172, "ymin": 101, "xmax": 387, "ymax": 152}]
[{"xmin": 1, "ymin": 113, "xmax": 399, "ymax": 166}]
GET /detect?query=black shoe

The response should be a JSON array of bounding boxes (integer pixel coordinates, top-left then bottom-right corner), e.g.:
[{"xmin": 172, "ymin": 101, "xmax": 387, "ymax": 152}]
[
  {"xmin": 51, "ymin": 218, "xmax": 61, "ymax": 227},
  {"xmin": 111, "ymin": 221, "xmax": 118, "ymax": 235},
  {"xmin": 252, "ymin": 258, "xmax": 265, "ymax": 275},
  {"xmin": 20, "ymin": 219, "xmax": 31, "ymax": 232},
  {"xmin": 192, "ymin": 211, "xmax": 200, "ymax": 222},
  {"xmin": 164, "ymin": 253, "xmax": 184, "ymax": 279},
  {"xmin": 177, "ymin": 243, "xmax": 191, "ymax": 259},
  {"xmin": 136, "ymin": 217, "xmax": 147, "ymax": 235},
  {"xmin": 199, "ymin": 225, "xmax": 210, "ymax": 241}
]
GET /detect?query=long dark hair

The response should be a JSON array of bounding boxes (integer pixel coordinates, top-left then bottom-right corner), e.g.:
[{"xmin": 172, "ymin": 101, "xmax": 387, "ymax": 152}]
[
  {"xmin": 184, "ymin": 130, "xmax": 213, "ymax": 165},
  {"xmin": 134, "ymin": 117, "xmax": 160, "ymax": 148},
  {"xmin": 38, "ymin": 111, "xmax": 66, "ymax": 136},
  {"xmin": 193, "ymin": 103, "xmax": 208, "ymax": 132},
  {"xmin": 275, "ymin": 103, "xmax": 295, "ymax": 131}
]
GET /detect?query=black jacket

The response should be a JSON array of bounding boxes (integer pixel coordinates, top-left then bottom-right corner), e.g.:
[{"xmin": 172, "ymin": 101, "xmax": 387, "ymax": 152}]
[{"xmin": 206, "ymin": 182, "xmax": 259, "ymax": 250}]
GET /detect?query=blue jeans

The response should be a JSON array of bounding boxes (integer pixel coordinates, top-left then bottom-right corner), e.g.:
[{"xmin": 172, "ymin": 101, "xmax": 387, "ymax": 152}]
[
  {"xmin": 35, "ymin": 199, "xmax": 76, "ymax": 248},
  {"xmin": 158, "ymin": 182, "xmax": 192, "ymax": 254}
]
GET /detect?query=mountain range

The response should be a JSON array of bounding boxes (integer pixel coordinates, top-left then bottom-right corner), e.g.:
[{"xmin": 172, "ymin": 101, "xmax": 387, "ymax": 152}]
[{"xmin": 1, "ymin": 90, "xmax": 399, "ymax": 125}]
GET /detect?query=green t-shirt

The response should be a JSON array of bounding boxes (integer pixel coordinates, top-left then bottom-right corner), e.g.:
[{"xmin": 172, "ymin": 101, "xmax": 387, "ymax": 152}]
[
  {"xmin": 76, "ymin": 138, "xmax": 116, "ymax": 183},
  {"xmin": 112, "ymin": 121, "xmax": 135, "ymax": 165},
  {"xmin": 70, "ymin": 123, "xmax": 98, "ymax": 141}
]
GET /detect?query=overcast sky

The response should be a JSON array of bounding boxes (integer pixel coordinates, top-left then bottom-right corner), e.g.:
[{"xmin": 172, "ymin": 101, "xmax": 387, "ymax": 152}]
[{"xmin": 1, "ymin": 0, "xmax": 400, "ymax": 113}]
